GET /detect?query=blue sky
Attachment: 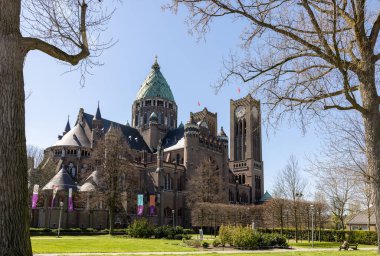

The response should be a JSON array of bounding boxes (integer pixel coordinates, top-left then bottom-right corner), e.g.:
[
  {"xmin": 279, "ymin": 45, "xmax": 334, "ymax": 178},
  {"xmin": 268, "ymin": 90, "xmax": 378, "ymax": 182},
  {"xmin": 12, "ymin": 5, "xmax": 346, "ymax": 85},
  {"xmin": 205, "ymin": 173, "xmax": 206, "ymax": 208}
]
[{"xmin": 24, "ymin": 0, "xmax": 321, "ymax": 195}]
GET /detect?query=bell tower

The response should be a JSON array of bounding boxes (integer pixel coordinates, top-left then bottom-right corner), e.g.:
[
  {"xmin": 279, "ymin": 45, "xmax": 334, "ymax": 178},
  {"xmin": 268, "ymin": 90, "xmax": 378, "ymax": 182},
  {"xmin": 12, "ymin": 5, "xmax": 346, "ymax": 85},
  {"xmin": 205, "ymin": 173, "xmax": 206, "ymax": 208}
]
[{"xmin": 229, "ymin": 94, "xmax": 263, "ymax": 203}]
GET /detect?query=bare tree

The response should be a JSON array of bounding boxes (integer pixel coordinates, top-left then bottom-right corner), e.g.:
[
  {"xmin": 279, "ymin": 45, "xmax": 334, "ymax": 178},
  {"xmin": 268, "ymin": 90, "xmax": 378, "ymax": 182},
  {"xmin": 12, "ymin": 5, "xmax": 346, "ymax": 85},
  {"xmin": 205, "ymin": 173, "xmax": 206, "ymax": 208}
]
[
  {"xmin": 168, "ymin": 0, "xmax": 380, "ymax": 249},
  {"xmin": 310, "ymin": 112, "xmax": 374, "ymax": 229},
  {"xmin": 27, "ymin": 144, "xmax": 44, "ymax": 168},
  {"xmin": 275, "ymin": 155, "xmax": 307, "ymax": 242},
  {"xmin": 0, "ymin": 1, "xmax": 114, "ymax": 254},
  {"xmin": 317, "ymin": 168, "xmax": 355, "ymax": 230},
  {"xmin": 185, "ymin": 158, "xmax": 225, "ymax": 207},
  {"xmin": 92, "ymin": 125, "xmax": 139, "ymax": 234}
]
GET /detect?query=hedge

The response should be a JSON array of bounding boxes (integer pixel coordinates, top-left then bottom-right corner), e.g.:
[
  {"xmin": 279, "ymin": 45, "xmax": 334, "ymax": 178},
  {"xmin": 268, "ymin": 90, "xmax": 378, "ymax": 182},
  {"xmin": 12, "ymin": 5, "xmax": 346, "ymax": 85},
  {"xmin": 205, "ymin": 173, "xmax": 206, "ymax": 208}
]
[{"xmin": 258, "ymin": 228, "xmax": 378, "ymax": 245}]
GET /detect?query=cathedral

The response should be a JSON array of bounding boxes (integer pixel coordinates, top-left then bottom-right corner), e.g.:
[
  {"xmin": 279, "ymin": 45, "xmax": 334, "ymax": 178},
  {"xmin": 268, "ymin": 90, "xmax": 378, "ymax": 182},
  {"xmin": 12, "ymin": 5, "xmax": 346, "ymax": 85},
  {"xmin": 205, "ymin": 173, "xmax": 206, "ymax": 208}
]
[{"xmin": 31, "ymin": 58, "xmax": 264, "ymax": 229}]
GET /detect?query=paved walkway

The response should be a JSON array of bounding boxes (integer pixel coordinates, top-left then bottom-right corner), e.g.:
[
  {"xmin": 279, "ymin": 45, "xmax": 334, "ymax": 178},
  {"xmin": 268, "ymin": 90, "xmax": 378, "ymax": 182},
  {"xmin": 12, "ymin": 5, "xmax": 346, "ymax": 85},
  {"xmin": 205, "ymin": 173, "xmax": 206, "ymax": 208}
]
[{"xmin": 34, "ymin": 247, "xmax": 377, "ymax": 256}]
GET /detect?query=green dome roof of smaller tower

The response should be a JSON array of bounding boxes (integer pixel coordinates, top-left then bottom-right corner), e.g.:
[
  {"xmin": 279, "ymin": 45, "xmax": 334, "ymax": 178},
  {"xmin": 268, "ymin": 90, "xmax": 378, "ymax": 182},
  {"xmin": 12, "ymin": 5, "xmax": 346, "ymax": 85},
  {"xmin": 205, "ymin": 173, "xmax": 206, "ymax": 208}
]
[{"xmin": 136, "ymin": 57, "xmax": 175, "ymax": 102}]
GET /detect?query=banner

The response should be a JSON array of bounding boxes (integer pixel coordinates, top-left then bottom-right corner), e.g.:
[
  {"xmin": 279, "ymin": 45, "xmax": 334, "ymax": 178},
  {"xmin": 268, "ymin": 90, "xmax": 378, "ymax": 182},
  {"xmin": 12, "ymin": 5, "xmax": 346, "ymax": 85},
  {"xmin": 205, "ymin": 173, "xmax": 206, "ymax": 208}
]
[
  {"xmin": 137, "ymin": 194, "xmax": 144, "ymax": 216},
  {"xmin": 68, "ymin": 188, "xmax": 73, "ymax": 211},
  {"xmin": 149, "ymin": 195, "xmax": 156, "ymax": 215},
  {"xmin": 51, "ymin": 185, "xmax": 58, "ymax": 207},
  {"xmin": 31, "ymin": 184, "xmax": 39, "ymax": 209}
]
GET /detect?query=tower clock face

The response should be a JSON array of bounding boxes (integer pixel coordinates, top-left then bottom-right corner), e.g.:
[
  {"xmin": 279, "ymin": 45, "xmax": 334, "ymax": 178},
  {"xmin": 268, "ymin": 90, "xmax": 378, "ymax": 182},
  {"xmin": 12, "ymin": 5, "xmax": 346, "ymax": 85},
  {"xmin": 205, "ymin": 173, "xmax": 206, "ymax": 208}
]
[
  {"xmin": 235, "ymin": 106, "xmax": 246, "ymax": 118},
  {"xmin": 252, "ymin": 106, "xmax": 259, "ymax": 119}
]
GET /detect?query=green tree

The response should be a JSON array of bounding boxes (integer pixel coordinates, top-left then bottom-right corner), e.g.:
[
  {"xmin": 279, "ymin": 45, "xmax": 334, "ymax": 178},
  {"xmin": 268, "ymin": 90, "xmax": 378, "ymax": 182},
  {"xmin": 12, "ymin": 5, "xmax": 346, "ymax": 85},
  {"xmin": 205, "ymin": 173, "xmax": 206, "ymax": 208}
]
[{"xmin": 0, "ymin": 1, "xmax": 114, "ymax": 254}]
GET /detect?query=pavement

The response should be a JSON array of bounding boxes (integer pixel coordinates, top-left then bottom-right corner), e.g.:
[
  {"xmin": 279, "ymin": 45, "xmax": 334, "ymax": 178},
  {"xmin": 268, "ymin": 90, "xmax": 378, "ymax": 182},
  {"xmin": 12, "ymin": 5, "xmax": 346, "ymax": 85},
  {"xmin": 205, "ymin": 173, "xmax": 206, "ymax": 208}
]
[{"xmin": 33, "ymin": 247, "xmax": 378, "ymax": 256}]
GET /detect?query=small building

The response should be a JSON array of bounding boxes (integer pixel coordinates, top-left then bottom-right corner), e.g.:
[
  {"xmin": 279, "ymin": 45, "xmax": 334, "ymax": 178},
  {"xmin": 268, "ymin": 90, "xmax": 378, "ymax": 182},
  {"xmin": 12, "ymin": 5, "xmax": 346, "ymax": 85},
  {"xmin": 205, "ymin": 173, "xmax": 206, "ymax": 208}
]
[{"xmin": 347, "ymin": 208, "xmax": 376, "ymax": 231}]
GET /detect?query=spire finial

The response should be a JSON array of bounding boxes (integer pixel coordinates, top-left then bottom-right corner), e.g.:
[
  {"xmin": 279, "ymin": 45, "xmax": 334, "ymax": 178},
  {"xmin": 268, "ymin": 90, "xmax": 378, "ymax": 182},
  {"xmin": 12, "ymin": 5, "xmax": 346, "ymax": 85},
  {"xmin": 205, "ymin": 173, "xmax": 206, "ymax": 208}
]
[
  {"xmin": 64, "ymin": 115, "xmax": 71, "ymax": 133},
  {"xmin": 152, "ymin": 55, "xmax": 160, "ymax": 70}
]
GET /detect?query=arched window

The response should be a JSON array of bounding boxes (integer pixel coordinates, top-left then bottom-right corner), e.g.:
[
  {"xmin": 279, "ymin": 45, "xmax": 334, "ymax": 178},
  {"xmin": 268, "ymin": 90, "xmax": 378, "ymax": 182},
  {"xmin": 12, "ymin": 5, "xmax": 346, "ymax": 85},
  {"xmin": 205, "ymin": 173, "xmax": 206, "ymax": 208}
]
[{"xmin": 164, "ymin": 173, "xmax": 173, "ymax": 190}]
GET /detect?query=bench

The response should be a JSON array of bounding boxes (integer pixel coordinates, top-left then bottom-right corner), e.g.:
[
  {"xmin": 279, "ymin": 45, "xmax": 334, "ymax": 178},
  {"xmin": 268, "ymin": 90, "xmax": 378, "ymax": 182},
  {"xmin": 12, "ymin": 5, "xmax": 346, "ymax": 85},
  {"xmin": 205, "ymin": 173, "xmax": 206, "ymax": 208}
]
[{"xmin": 339, "ymin": 243, "xmax": 358, "ymax": 251}]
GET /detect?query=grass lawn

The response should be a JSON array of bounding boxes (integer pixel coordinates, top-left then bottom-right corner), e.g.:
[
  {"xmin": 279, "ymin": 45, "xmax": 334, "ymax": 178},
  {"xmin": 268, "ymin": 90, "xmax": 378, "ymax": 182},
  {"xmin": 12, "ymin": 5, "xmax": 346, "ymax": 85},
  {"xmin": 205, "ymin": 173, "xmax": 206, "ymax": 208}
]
[
  {"xmin": 32, "ymin": 235, "xmax": 378, "ymax": 255},
  {"xmin": 31, "ymin": 236, "xmax": 197, "ymax": 253},
  {"xmin": 78, "ymin": 252, "xmax": 378, "ymax": 256},
  {"xmin": 288, "ymin": 240, "xmax": 377, "ymax": 249}
]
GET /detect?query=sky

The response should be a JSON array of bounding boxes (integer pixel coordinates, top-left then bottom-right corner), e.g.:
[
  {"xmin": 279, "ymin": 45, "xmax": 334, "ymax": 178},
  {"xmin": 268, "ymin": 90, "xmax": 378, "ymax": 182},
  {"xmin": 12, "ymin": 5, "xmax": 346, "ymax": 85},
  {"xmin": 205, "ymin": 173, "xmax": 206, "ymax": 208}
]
[{"xmin": 24, "ymin": 0, "xmax": 322, "ymax": 195}]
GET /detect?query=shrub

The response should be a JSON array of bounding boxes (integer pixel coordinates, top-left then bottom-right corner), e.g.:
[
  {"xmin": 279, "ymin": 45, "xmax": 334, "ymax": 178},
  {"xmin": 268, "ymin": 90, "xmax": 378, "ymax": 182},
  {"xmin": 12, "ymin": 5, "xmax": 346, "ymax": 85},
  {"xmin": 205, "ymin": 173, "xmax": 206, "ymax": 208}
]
[
  {"xmin": 219, "ymin": 225, "xmax": 234, "ymax": 246},
  {"xmin": 212, "ymin": 238, "xmax": 221, "ymax": 247},
  {"xmin": 183, "ymin": 239, "xmax": 201, "ymax": 247},
  {"xmin": 201, "ymin": 241, "xmax": 209, "ymax": 248},
  {"xmin": 128, "ymin": 218, "xmax": 154, "ymax": 238}
]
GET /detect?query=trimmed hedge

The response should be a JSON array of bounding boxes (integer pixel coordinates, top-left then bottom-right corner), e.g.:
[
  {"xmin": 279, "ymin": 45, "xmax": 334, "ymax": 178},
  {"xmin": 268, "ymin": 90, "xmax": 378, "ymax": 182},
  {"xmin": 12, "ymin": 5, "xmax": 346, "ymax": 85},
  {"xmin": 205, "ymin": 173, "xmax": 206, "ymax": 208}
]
[{"xmin": 258, "ymin": 228, "xmax": 378, "ymax": 245}]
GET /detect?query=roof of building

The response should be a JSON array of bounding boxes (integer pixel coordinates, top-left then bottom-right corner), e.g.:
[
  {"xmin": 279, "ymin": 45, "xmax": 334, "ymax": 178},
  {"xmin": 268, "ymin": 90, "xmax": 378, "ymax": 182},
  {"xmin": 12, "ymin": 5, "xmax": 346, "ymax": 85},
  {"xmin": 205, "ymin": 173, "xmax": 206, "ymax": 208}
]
[
  {"xmin": 135, "ymin": 58, "xmax": 175, "ymax": 102},
  {"xmin": 259, "ymin": 191, "xmax": 272, "ymax": 203},
  {"xmin": 348, "ymin": 208, "xmax": 376, "ymax": 225},
  {"xmin": 82, "ymin": 112, "xmax": 151, "ymax": 152},
  {"xmin": 54, "ymin": 123, "xmax": 91, "ymax": 148},
  {"xmin": 80, "ymin": 170, "xmax": 99, "ymax": 192},
  {"xmin": 161, "ymin": 125, "xmax": 184, "ymax": 149},
  {"xmin": 164, "ymin": 137, "xmax": 185, "ymax": 152},
  {"xmin": 42, "ymin": 168, "xmax": 78, "ymax": 191}
]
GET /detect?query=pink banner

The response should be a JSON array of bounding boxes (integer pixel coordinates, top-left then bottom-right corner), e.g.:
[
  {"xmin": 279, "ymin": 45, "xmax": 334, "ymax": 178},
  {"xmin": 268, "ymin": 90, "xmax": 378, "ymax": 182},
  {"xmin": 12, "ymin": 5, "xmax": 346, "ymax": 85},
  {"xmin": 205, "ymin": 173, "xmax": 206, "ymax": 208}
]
[
  {"xmin": 68, "ymin": 188, "xmax": 73, "ymax": 211},
  {"xmin": 32, "ymin": 184, "xmax": 39, "ymax": 209}
]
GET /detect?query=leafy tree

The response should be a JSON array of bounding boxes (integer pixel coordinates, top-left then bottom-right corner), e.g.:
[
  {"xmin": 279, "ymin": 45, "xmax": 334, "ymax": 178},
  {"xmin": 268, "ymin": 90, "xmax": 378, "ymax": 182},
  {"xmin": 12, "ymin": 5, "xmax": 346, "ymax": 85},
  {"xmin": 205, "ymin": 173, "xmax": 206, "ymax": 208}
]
[
  {"xmin": 168, "ymin": 0, "xmax": 380, "ymax": 249},
  {"xmin": 0, "ymin": 1, "xmax": 114, "ymax": 254}
]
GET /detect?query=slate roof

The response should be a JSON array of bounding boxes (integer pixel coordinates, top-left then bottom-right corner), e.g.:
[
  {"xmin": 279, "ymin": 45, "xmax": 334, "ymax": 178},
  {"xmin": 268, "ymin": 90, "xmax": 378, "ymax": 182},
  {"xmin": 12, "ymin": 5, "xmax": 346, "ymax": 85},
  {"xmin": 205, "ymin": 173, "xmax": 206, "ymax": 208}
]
[
  {"xmin": 164, "ymin": 137, "xmax": 185, "ymax": 152},
  {"xmin": 54, "ymin": 123, "xmax": 91, "ymax": 148},
  {"xmin": 80, "ymin": 170, "xmax": 99, "ymax": 192},
  {"xmin": 161, "ymin": 125, "xmax": 184, "ymax": 149},
  {"xmin": 348, "ymin": 208, "xmax": 376, "ymax": 225},
  {"xmin": 135, "ymin": 58, "xmax": 175, "ymax": 102},
  {"xmin": 82, "ymin": 112, "xmax": 151, "ymax": 152},
  {"xmin": 42, "ymin": 168, "xmax": 78, "ymax": 191}
]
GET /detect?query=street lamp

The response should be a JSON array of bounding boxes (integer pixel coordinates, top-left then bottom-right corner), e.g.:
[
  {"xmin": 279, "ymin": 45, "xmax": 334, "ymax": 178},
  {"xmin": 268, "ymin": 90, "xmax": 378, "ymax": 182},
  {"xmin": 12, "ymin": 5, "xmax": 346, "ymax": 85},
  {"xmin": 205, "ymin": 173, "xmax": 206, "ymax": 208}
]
[
  {"xmin": 57, "ymin": 201, "xmax": 64, "ymax": 238},
  {"xmin": 310, "ymin": 204, "xmax": 314, "ymax": 248},
  {"xmin": 172, "ymin": 209, "xmax": 175, "ymax": 228}
]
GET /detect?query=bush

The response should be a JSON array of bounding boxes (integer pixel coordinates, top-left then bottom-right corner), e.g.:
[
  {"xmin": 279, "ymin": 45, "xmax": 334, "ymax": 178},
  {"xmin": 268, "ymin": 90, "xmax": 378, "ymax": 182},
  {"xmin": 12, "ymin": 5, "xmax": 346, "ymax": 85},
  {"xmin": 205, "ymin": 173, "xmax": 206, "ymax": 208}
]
[
  {"xmin": 154, "ymin": 225, "xmax": 186, "ymax": 239},
  {"xmin": 201, "ymin": 241, "xmax": 209, "ymax": 248},
  {"xmin": 183, "ymin": 239, "xmax": 201, "ymax": 247},
  {"xmin": 219, "ymin": 225, "xmax": 234, "ymax": 246},
  {"xmin": 128, "ymin": 218, "xmax": 154, "ymax": 238},
  {"xmin": 212, "ymin": 238, "xmax": 221, "ymax": 247}
]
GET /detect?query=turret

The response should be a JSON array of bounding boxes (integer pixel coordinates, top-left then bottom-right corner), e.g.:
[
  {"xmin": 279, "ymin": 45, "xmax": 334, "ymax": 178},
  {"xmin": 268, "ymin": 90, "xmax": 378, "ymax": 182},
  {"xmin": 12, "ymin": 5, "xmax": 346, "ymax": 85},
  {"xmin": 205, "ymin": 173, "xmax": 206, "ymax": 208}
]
[{"xmin": 184, "ymin": 114, "xmax": 199, "ymax": 170}]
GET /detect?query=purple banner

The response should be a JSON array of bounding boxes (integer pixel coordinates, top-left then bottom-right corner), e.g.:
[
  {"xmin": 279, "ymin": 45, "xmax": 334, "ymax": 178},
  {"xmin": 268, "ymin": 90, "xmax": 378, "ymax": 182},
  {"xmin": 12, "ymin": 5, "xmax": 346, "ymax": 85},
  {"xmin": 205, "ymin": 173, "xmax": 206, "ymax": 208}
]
[
  {"xmin": 32, "ymin": 184, "xmax": 39, "ymax": 209},
  {"xmin": 68, "ymin": 188, "xmax": 73, "ymax": 211},
  {"xmin": 137, "ymin": 205, "xmax": 144, "ymax": 216}
]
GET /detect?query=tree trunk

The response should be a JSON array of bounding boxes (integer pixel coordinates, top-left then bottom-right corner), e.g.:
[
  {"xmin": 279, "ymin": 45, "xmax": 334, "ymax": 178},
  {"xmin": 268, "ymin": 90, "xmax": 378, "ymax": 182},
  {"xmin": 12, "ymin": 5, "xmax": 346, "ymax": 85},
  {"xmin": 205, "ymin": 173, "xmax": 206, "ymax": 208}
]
[
  {"xmin": 359, "ymin": 67, "xmax": 380, "ymax": 252},
  {"xmin": 0, "ymin": 1, "xmax": 32, "ymax": 255}
]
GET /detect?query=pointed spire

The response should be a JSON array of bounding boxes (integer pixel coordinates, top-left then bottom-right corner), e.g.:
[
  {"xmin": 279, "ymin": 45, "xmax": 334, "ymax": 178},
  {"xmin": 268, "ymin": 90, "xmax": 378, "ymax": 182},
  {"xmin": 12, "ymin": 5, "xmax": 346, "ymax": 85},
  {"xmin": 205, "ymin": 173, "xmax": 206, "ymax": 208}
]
[
  {"xmin": 152, "ymin": 55, "xmax": 160, "ymax": 70},
  {"xmin": 94, "ymin": 101, "xmax": 102, "ymax": 120},
  {"xmin": 64, "ymin": 115, "xmax": 71, "ymax": 133}
]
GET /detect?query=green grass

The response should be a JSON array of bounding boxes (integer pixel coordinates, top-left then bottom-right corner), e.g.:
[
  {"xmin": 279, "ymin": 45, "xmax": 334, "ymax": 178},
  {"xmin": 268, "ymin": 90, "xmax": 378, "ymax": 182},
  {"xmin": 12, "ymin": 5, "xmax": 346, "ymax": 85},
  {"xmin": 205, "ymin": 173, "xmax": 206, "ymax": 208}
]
[
  {"xmin": 74, "ymin": 252, "xmax": 379, "ymax": 256},
  {"xmin": 31, "ymin": 236, "xmax": 197, "ymax": 253},
  {"xmin": 288, "ymin": 240, "xmax": 377, "ymax": 249},
  {"xmin": 31, "ymin": 235, "xmax": 378, "ymax": 255}
]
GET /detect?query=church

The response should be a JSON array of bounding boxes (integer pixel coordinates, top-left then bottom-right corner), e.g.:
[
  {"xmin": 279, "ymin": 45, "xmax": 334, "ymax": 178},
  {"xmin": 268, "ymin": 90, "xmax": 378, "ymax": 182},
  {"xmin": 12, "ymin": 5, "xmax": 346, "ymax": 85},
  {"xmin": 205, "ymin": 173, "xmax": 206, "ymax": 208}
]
[{"xmin": 31, "ymin": 58, "xmax": 264, "ymax": 229}]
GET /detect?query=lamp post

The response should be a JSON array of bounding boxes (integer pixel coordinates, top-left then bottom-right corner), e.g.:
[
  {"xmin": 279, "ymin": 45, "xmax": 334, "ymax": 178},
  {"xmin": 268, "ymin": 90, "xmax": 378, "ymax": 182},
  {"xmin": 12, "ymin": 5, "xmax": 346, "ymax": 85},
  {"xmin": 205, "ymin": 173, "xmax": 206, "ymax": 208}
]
[
  {"xmin": 172, "ymin": 209, "xmax": 175, "ymax": 228},
  {"xmin": 57, "ymin": 201, "xmax": 64, "ymax": 238},
  {"xmin": 310, "ymin": 204, "xmax": 314, "ymax": 248}
]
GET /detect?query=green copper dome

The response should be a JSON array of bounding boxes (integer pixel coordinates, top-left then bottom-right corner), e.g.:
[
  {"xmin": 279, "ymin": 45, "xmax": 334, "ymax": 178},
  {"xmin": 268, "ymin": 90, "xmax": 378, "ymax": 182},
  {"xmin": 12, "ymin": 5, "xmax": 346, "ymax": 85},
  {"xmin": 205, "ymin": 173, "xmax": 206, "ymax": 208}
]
[{"xmin": 136, "ymin": 58, "xmax": 175, "ymax": 102}]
